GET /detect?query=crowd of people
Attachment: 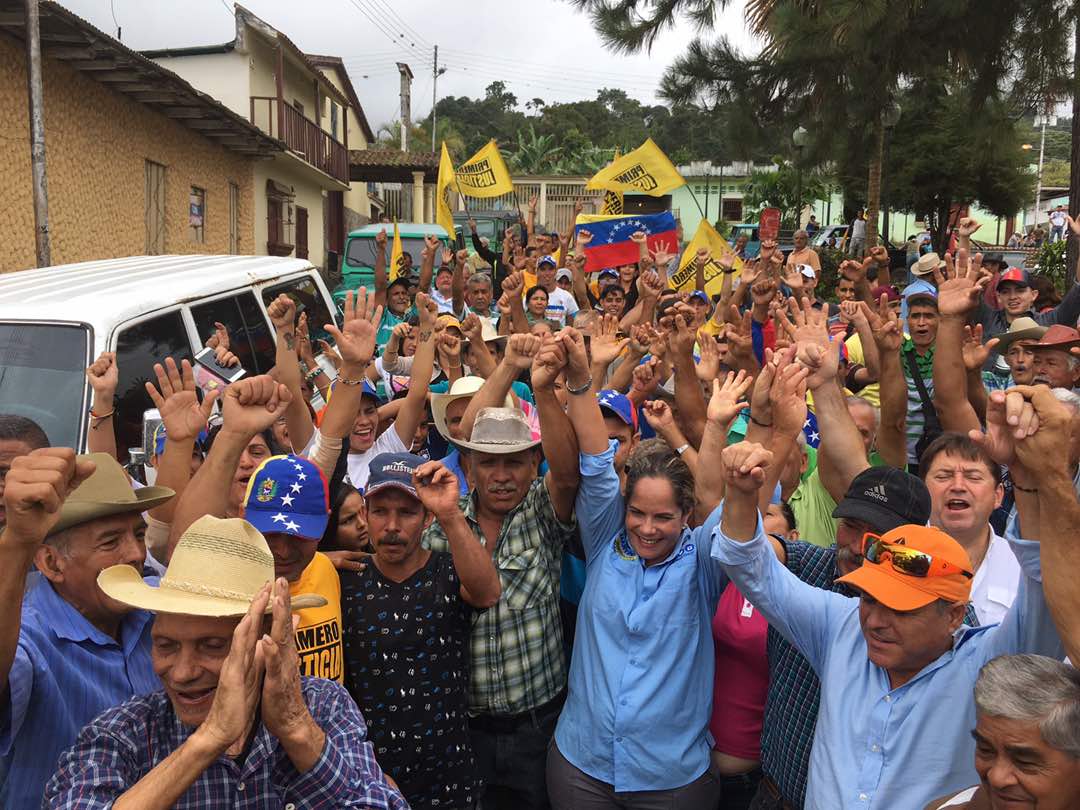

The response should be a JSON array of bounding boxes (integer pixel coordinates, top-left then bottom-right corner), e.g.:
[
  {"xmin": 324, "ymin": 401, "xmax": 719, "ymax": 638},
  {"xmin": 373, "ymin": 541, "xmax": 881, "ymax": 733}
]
[{"xmin": 4, "ymin": 203, "xmax": 1080, "ymax": 810}]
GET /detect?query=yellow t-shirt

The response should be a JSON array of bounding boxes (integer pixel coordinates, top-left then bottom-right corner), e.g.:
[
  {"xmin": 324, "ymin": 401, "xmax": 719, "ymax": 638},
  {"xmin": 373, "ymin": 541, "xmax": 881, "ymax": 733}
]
[
  {"xmin": 844, "ymin": 333, "xmax": 881, "ymax": 408},
  {"xmin": 291, "ymin": 552, "xmax": 343, "ymax": 683}
]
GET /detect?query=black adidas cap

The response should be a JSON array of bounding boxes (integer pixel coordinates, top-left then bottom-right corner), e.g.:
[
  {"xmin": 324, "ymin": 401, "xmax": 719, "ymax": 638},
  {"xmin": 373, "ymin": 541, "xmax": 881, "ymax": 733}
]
[{"xmin": 832, "ymin": 466, "xmax": 931, "ymax": 533}]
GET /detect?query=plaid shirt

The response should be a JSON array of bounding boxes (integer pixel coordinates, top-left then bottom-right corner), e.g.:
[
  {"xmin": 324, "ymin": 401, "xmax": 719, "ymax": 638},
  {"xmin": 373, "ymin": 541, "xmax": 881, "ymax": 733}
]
[
  {"xmin": 44, "ymin": 679, "xmax": 408, "ymax": 809},
  {"xmin": 424, "ymin": 477, "xmax": 576, "ymax": 715},
  {"xmin": 763, "ymin": 541, "xmax": 978, "ymax": 808}
]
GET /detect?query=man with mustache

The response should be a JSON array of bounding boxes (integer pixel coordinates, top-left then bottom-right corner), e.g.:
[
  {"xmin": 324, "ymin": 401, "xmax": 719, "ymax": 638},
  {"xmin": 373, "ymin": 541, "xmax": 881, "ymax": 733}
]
[{"xmin": 340, "ymin": 451, "xmax": 500, "ymax": 808}]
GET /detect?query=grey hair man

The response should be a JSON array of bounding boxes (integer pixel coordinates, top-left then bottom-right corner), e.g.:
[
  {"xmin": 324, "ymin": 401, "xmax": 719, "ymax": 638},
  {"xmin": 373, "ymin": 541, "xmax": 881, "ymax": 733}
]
[{"xmin": 926, "ymin": 654, "xmax": 1080, "ymax": 810}]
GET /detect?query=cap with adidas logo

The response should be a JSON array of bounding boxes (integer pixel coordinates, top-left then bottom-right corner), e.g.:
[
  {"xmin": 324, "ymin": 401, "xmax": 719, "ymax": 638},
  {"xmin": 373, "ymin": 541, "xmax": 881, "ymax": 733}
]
[{"xmin": 832, "ymin": 466, "xmax": 931, "ymax": 533}]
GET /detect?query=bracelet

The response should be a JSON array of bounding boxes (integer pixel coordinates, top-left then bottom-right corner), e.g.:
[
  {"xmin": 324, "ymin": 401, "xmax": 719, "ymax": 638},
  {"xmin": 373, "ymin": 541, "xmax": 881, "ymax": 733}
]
[
  {"xmin": 336, "ymin": 375, "xmax": 365, "ymax": 387},
  {"xmin": 1012, "ymin": 482, "xmax": 1038, "ymax": 494},
  {"xmin": 565, "ymin": 376, "xmax": 593, "ymax": 396},
  {"xmin": 675, "ymin": 443, "xmax": 690, "ymax": 455},
  {"xmin": 304, "ymin": 367, "xmax": 323, "ymax": 382},
  {"xmin": 89, "ymin": 408, "xmax": 115, "ymax": 420},
  {"xmin": 750, "ymin": 413, "xmax": 772, "ymax": 428}
]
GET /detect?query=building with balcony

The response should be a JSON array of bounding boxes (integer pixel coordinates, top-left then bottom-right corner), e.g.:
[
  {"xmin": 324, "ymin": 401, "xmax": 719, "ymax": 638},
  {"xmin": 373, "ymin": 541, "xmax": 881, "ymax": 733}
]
[
  {"xmin": 144, "ymin": 4, "xmax": 371, "ymax": 271},
  {"xmin": 0, "ymin": 0, "xmax": 281, "ymax": 272}
]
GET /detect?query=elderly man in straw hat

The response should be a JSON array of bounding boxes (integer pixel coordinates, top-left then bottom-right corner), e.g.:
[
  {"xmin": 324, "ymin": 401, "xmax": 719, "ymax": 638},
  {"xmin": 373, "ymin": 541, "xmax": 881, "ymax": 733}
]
[
  {"xmin": 423, "ymin": 330, "xmax": 581, "ymax": 810},
  {"xmin": 45, "ymin": 512, "xmax": 408, "ymax": 808},
  {"xmin": 0, "ymin": 448, "xmax": 174, "ymax": 808}
]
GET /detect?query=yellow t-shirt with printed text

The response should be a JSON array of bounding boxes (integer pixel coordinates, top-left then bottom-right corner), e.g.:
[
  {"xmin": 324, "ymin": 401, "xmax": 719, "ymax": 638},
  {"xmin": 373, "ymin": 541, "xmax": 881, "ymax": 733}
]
[{"xmin": 291, "ymin": 552, "xmax": 343, "ymax": 684}]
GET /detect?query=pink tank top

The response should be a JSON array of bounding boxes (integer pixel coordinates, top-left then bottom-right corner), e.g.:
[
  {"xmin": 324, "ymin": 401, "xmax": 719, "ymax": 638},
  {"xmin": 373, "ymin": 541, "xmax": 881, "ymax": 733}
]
[{"xmin": 710, "ymin": 581, "xmax": 769, "ymax": 760}]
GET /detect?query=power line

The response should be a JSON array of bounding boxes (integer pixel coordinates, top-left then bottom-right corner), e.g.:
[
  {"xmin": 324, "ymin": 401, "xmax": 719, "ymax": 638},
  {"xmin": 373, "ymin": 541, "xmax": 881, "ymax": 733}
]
[
  {"xmin": 439, "ymin": 46, "xmax": 660, "ymax": 82},
  {"xmin": 439, "ymin": 61, "xmax": 658, "ymax": 96},
  {"xmin": 363, "ymin": 0, "xmax": 432, "ymax": 49},
  {"xmin": 339, "ymin": 0, "xmax": 421, "ymax": 58}
]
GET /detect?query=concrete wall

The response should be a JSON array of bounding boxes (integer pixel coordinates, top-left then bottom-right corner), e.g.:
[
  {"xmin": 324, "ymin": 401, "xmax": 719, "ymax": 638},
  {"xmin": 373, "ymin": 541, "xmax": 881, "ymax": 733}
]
[
  {"xmin": 147, "ymin": 50, "xmax": 251, "ymax": 119},
  {"xmin": 0, "ymin": 34, "xmax": 254, "ymax": 272},
  {"xmin": 253, "ymin": 156, "xmax": 325, "ymax": 270},
  {"xmin": 317, "ymin": 67, "xmax": 371, "ymax": 224}
]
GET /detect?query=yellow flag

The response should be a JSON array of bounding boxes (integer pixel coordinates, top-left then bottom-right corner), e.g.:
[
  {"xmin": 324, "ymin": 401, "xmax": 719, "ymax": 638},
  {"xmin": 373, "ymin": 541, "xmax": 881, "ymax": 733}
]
[
  {"xmin": 600, "ymin": 148, "xmax": 624, "ymax": 214},
  {"xmin": 455, "ymin": 139, "xmax": 514, "ymax": 198},
  {"xmin": 436, "ymin": 142, "xmax": 456, "ymax": 235},
  {"xmin": 586, "ymin": 137, "xmax": 685, "ymax": 197},
  {"xmin": 389, "ymin": 220, "xmax": 403, "ymax": 281},
  {"xmin": 670, "ymin": 220, "xmax": 743, "ymax": 298}
]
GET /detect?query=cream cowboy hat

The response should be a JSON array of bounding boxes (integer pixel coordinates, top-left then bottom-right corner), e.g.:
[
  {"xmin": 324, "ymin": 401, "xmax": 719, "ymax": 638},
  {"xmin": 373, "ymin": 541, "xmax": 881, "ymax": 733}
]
[
  {"xmin": 51, "ymin": 453, "xmax": 173, "ymax": 536},
  {"xmin": 452, "ymin": 406, "xmax": 541, "ymax": 455},
  {"xmin": 430, "ymin": 376, "xmax": 513, "ymax": 440},
  {"xmin": 97, "ymin": 515, "xmax": 327, "ymax": 617},
  {"xmin": 910, "ymin": 252, "xmax": 946, "ymax": 277}
]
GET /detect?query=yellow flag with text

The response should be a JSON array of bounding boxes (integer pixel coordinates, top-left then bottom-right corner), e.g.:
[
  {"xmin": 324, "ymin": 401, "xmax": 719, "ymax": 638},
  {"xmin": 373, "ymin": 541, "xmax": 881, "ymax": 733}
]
[
  {"xmin": 670, "ymin": 220, "xmax": 743, "ymax": 298},
  {"xmin": 389, "ymin": 220, "xmax": 403, "ymax": 281},
  {"xmin": 436, "ymin": 142, "xmax": 456, "ymax": 235},
  {"xmin": 586, "ymin": 138, "xmax": 685, "ymax": 197},
  {"xmin": 600, "ymin": 148, "xmax": 624, "ymax": 215},
  {"xmin": 455, "ymin": 140, "xmax": 514, "ymax": 197}
]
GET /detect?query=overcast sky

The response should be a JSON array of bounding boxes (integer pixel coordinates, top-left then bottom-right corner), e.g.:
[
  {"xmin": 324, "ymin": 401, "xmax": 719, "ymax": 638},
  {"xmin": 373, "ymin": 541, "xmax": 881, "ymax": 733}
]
[{"xmin": 56, "ymin": 0, "xmax": 755, "ymax": 132}]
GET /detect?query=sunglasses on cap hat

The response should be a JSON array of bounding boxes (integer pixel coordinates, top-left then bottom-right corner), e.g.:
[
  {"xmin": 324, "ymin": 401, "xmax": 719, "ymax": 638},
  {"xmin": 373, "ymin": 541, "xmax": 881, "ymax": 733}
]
[{"xmin": 863, "ymin": 533, "xmax": 973, "ymax": 580}]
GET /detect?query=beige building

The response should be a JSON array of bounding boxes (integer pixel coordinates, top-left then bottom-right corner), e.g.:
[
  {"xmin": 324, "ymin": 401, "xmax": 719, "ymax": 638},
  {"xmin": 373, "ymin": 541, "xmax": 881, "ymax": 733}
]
[
  {"xmin": 144, "ymin": 5, "xmax": 375, "ymax": 271},
  {"xmin": 0, "ymin": 1, "xmax": 279, "ymax": 272}
]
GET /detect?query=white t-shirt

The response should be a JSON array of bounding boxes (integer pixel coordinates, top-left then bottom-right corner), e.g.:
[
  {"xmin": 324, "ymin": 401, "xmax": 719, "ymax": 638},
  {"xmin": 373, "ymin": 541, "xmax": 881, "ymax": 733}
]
[
  {"xmin": 309, "ymin": 425, "xmax": 408, "ymax": 491},
  {"xmin": 1050, "ymin": 210, "xmax": 1067, "ymax": 228},
  {"xmin": 851, "ymin": 218, "xmax": 867, "ymax": 239},
  {"xmin": 543, "ymin": 286, "xmax": 579, "ymax": 327},
  {"xmin": 430, "ymin": 287, "xmax": 457, "ymax": 314},
  {"xmin": 969, "ymin": 528, "xmax": 1021, "ymax": 626}
]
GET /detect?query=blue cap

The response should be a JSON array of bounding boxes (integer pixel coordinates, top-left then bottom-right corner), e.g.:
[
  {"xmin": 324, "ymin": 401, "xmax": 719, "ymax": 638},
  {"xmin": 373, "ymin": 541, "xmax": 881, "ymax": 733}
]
[
  {"xmin": 598, "ymin": 268, "xmax": 619, "ymax": 280},
  {"xmin": 152, "ymin": 423, "xmax": 208, "ymax": 457},
  {"xmin": 538, "ymin": 255, "xmax": 557, "ymax": 268},
  {"xmin": 689, "ymin": 290, "xmax": 711, "ymax": 305},
  {"xmin": 364, "ymin": 452, "xmax": 425, "ymax": 500},
  {"xmin": 597, "ymin": 389, "xmax": 638, "ymax": 431},
  {"xmin": 243, "ymin": 454, "xmax": 330, "ymax": 541}
]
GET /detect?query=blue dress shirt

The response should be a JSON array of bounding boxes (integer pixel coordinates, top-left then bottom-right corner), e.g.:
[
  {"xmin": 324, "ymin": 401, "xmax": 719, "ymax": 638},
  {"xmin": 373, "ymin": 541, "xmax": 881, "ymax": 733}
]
[
  {"xmin": 711, "ymin": 515, "xmax": 1064, "ymax": 810},
  {"xmin": 0, "ymin": 577, "xmax": 158, "ymax": 809},
  {"xmin": 554, "ymin": 441, "xmax": 728, "ymax": 791}
]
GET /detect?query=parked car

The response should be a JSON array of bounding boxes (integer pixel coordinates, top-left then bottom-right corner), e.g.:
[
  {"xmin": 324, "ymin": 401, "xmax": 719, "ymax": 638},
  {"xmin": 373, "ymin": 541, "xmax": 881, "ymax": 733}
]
[
  {"xmin": 335, "ymin": 223, "xmax": 456, "ymax": 309},
  {"xmin": 727, "ymin": 223, "xmax": 761, "ymax": 258},
  {"xmin": 811, "ymin": 224, "xmax": 907, "ymax": 269},
  {"xmin": 0, "ymin": 255, "xmax": 336, "ymax": 454}
]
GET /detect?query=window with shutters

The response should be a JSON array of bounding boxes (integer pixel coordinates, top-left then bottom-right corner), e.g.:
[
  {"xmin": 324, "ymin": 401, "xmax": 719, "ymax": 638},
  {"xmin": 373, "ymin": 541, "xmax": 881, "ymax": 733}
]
[
  {"xmin": 144, "ymin": 160, "xmax": 166, "ymax": 254},
  {"xmin": 295, "ymin": 206, "xmax": 309, "ymax": 260},
  {"xmin": 722, "ymin": 198, "xmax": 744, "ymax": 222},
  {"xmin": 266, "ymin": 179, "xmax": 295, "ymax": 256}
]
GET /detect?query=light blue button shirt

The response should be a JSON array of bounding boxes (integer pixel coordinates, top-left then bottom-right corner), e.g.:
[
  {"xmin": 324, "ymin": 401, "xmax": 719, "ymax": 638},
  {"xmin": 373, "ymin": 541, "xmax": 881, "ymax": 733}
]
[
  {"xmin": 554, "ymin": 441, "xmax": 728, "ymax": 791},
  {"xmin": 711, "ymin": 516, "xmax": 1063, "ymax": 810}
]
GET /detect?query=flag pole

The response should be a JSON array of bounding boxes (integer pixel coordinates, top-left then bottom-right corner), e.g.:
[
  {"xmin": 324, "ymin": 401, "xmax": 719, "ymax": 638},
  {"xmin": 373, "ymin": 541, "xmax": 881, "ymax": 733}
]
[{"xmin": 686, "ymin": 184, "xmax": 707, "ymax": 221}]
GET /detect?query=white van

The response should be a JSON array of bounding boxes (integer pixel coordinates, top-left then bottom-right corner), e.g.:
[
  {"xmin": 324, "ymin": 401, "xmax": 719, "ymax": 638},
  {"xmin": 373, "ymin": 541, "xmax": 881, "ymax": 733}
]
[{"xmin": 0, "ymin": 255, "xmax": 338, "ymax": 454}]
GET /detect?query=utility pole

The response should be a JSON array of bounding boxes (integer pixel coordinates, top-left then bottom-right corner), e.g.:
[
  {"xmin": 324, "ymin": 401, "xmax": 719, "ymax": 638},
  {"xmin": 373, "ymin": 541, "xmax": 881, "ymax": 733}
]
[
  {"xmin": 1033, "ymin": 105, "xmax": 1048, "ymax": 232},
  {"xmin": 396, "ymin": 62, "xmax": 413, "ymax": 152},
  {"xmin": 25, "ymin": 0, "xmax": 51, "ymax": 267},
  {"xmin": 430, "ymin": 45, "xmax": 445, "ymax": 153}
]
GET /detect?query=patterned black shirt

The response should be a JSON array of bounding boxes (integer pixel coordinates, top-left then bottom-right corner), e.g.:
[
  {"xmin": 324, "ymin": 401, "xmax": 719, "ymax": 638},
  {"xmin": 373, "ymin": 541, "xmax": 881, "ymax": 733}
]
[{"xmin": 341, "ymin": 551, "xmax": 478, "ymax": 809}]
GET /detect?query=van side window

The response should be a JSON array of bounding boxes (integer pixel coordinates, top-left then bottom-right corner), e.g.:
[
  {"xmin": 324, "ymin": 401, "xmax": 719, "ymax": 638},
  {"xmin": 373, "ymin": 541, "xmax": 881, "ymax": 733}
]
[
  {"xmin": 191, "ymin": 293, "xmax": 274, "ymax": 375},
  {"xmin": 261, "ymin": 277, "xmax": 336, "ymax": 347},
  {"xmin": 114, "ymin": 311, "xmax": 190, "ymax": 458}
]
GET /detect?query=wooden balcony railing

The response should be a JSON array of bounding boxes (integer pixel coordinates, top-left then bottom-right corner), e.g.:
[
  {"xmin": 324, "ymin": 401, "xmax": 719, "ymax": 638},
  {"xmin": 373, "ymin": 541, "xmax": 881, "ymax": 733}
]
[{"xmin": 250, "ymin": 96, "xmax": 348, "ymax": 184}]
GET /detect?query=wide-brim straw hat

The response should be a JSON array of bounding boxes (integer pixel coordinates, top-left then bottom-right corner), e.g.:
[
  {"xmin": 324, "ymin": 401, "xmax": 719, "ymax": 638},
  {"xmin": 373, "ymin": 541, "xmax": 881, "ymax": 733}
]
[
  {"xmin": 991, "ymin": 316, "xmax": 1047, "ymax": 355},
  {"xmin": 431, "ymin": 376, "xmax": 513, "ymax": 439},
  {"xmin": 98, "ymin": 515, "xmax": 327, "ymax": 617},
  {"xmin": 910, "ymin": 252, "xmax": 945, "ymax": 277},
  {"xmin": 452, "ymin": 406, "xmax": 541, "ymax": 455},
  {"xmin": 51, "ymin": 452, "xmax": 174, "ymax": 536}
]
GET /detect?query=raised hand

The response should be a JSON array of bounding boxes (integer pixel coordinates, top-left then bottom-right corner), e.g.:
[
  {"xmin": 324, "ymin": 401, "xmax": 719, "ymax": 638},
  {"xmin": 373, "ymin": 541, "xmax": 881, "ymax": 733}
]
[
  {"xmin": 295, "ymin": 313, "xmax": 315, "ymax": 364},
  {"xmin": 1008, "ymin": 384, "xmax": 1073, "ymax": 475},
  {"xmin": 206, "ymin": 321, "xmax": 231, "ymax": 352},
  {"xmin": 769, "ymin": 357, "xmax": 810, "ymax": 437},
  {"xmin": 222, "ymin": 375, "xmax": 293, "ymax": 437},
  {"xmin": 267, "ymin": 294, "xmax": 297, "ymax": 333},
  {"xmin": 505, "ymin": 332, "xmax": 542, "ymax": 369},
  {"xmin": 576, "ymin": 229, "xmax": 593, "ymax": 249},
  {"xmin": 324, "ymin": 287, "xmax": 383, "ymax": 369},
  {"xmin": 146, "ymin": 358, "xmax": 217, "ymax": 444},
  {"xmin": 725, "ymin": 306, "xmax": 757, "ymax": 370},
  {"xmin": 557, "ymin": 327, "xmax": 590, "ymax": 380},
  {"xmin": 502, "ymin": 271, "xmax": 525, "ymax": 297},
  {"xmin": 316, "ymin": 339, "xmax": 342, "ymax": 371},
  {"xmin": 957, "ymin": 217, "xmax": 981, "ymax": 239},
  {"xmin": 750, "ymin": 277, "xmax": 778, "ymax": 307},
  {"xmin": 721, "ymin": 441, "xmax": 773, "ymax": 495},
  {"xmin": 630, "ymin": 231, "xmax": 648, "ymax": 245},
  {"xmin": 652, "ymin": 240, "xmax": 677, "ymax": 268},
  {"xmin": 839, "ymin": 259, "xmax": 866, "ymax": 284},
  {"xmin": 864, "ymin": 293, "xmax": 903, "ymax": 353},
  {"xmin": 1067, "ymin": 214, "xmax": 1080, "ymax": 238},
  {"xmin": 413, "ymin": 461, "xmax": 463, "ymax": 518},
  {"xmin": 440, "ymin": 247, "xmax": 454, "ymax": 267},
  {"xmin": 696, "ymin": 332, "xmax": 721, "ymax": 382},
  {"xmin": 868, "ymin": 245, "xmax": 889, "ymax": 267},
  {"xmin": 961, "ymin": 324, "xmax": 999, "ymax": 372},
  {"xmin": 528, "ymin": 194, "xmax": 538, "ymax": 212},
  {"xmin": 86, "ymin": 351, "xmax": 119, "ymax": 404},
  {"xmin": 375, "ymin": 228, "xmax": 388, "ymax": 248},
  {"xmin": 707, "ymin": 370, "xmax": 752, "ymax": 427},
  {"xmin": 642, "ymin": 399, "xmax": 677, "ymax": 433},
  {"xmin": 460, "ymin": 313, "xmax": 483, "ymax": 343},
  {"xmin": 591, "ymin": 314, "xmax": 628, "ymax": 369},
  {"xmin": 258, "ymin": 579, "xmax": 313, "ymax": 748},
  {"xmin": 1, "ymin": 449, "xmax": 97, "ymax": 547},
  {"xmin": 532, "ymin": 335, "xmax": 567, "ymax": 390},
  {"xmin": 935, "ymin": 249, "xmax": 990, "ymax": 318},
  {"xmin": 631, "ymin": 356, "xmax": 663, "ymax": 397},
  {"xmin": 780, "ymin": 297, "xmax": 838, "ymax": 390},
  {"xmin": 639, "ymin": 269, "xmax": 664, "ymax": 300},
  {"xmin": 496, "ymin": 292, "xmax": 512, "ymax": 317},
  {"xmin": 415, "ymin": 292, "xmax": 438, "ymax": 330},
  {"xmin": 969, "ymin": 389, "xmax": 1032, "ymax": 467},
  {"xmin": 759, "ymin": 239, "xmax": 778, "ymax": 263}
]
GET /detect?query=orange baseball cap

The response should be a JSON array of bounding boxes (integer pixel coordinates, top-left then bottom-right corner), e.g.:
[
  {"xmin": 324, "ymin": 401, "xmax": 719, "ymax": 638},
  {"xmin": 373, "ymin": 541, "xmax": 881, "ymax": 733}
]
[{"xmin": 836, "ymin": 524, "xmax": 974, "ymax": 612}]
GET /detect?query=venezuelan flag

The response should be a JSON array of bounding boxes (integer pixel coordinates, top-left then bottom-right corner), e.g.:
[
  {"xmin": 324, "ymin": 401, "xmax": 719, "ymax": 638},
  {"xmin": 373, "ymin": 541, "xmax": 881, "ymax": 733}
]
[{"xmin": 573, "ymin": 212, "xmax": 678, "ymax": 273}]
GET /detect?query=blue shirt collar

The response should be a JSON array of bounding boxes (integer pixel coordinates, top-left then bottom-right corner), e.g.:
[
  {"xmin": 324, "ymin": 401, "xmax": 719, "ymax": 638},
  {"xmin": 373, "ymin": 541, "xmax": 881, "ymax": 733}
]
[
  {"xmin": 617, "ymin": 526, "xmax": 694, "ymax": 567},
  {"xmin": 28, "ymin": 571, "xmax": 154, "ymax": 652}
]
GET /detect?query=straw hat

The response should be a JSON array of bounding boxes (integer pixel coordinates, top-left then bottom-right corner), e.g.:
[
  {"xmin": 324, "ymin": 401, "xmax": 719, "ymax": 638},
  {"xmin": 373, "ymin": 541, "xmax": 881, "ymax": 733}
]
[
  {"xmin": 910, "ymin": 252, "xmax": 945, "ymax": 277},
  {"xmin": 430, "ymin": 376, "xmax": 513, "ymax": 439},
  {"xmin": 452, "ymin": 407, "xmax": 541, "ymax": 455},
  {"xmin": 97, "ymin": 515, "xmax": 327, "ymax": 617},
  {"xmin": 51, "ymin": 453, "xmax": 173, "ymax": 536},
  {"xmin": 991, "ymin": 316, "xmax": 1047, "ymax": 355}
]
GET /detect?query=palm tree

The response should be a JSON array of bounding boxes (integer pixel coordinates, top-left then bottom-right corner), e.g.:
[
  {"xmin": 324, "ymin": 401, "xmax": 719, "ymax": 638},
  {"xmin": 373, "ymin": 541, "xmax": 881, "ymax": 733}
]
[{"xmin": 510, "ymin": 124, "xmax": 564, "ymax": 174}]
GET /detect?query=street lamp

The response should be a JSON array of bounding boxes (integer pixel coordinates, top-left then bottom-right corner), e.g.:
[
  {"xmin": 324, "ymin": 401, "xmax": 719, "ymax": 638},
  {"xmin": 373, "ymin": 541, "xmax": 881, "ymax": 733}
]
[
  {"xmin": 880, "ymin": 101, "xmax": 902, "ymax": 244},
  {"xmin": 792, "ymin": 126, "xmax": 808, "ymax": 230}
]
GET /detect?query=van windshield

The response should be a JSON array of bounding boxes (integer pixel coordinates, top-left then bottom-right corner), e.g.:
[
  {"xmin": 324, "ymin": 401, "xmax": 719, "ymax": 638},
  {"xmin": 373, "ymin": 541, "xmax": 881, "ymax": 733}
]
[
  {"xmin": 345, "ymin": 236, "xmax": 433, "ymax": 272},
  {"xmin": 0, "ymin": 323, "xmax": 89, "ymax": 449}
]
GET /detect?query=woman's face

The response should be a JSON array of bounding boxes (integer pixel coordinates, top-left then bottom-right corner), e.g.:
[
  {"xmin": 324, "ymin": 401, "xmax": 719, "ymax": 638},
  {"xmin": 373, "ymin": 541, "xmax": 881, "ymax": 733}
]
[
  {"xmin": 527, "ymin": 289, "xmax": 549, "ymax": 318},
  {"xmin": 401, "ymin": 326, "xmax": 418, "ymax": 356},
  {"xmin": 624, "ymin": 476, "xmax": 688, "ymax": 565},
  {"xmin": 336, "ymin": 491, "xmax": 370, "ymax": 552},
  {"xmin": 619, "ymin": 264, "xmax": 637, "ymax": 283}
]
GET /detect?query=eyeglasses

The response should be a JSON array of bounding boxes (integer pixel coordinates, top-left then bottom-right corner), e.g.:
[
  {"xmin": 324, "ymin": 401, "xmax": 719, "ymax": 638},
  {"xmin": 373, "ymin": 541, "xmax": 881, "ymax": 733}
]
[{"xmin": 862, "ymin": 533, "xmax": 973, "ymax": 580}]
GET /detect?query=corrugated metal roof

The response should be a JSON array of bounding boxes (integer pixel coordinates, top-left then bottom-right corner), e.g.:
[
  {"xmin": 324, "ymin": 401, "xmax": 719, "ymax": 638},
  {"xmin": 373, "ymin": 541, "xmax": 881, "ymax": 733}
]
[{"xmin": 0, "ymin": 255, "xmax": 317, "ymax": 324}]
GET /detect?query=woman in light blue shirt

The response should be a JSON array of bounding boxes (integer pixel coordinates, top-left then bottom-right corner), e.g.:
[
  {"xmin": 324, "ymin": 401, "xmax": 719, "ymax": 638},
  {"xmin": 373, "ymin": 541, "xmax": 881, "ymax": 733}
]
[{"xmin": 546, "ymin": 340, "xmax": 744, "ymax": 808}]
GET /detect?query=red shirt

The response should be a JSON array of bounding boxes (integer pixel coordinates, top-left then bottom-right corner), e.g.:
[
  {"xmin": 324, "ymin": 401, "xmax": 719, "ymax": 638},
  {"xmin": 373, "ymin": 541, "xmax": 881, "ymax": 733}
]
[{"xmin": 710, "ymin": 582, "xmax": 769, "ymax": 760}]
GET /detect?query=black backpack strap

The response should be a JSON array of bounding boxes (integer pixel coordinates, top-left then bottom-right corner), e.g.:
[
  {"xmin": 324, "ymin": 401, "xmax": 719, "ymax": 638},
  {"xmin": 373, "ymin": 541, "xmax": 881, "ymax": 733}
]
[{"xmin": 903, "ymin": 347, "xmax": 941, "ymax": 431}]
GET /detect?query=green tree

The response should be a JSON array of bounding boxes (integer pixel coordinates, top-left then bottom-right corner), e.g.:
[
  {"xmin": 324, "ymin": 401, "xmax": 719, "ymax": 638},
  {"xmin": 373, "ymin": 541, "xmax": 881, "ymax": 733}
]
[
  {"xmin": 509, "ymin": 124, "xmax": 564, "ymax": 174},
  {"xmin": 743, "ymin": 163, "xmax": 829, "ymax": 229}
]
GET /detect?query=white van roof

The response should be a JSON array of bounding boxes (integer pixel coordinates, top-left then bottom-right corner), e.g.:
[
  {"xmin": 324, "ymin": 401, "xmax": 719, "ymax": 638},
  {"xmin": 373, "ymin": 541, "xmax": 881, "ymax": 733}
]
[{"xmin": 0, "ymin": 255, "xmax": 317, "ymax": 324}]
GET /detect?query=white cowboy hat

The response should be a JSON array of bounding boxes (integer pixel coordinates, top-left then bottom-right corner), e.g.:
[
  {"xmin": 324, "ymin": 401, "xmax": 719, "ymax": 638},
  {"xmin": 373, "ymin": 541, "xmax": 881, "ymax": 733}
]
[
  {"xmin": 452, "ymin": 406, "xmax": 541, "ymax": 455},
  {"xmin": 431, "ymin": 376, "xmax": 513, "ymax": 440},
  {"xmin": 97, "ymin": 515, "xmax": 326, "ymax": 617},
  {"xmin": 910, "ymin": 252, "xmax": 946, "ymax": 277}
]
